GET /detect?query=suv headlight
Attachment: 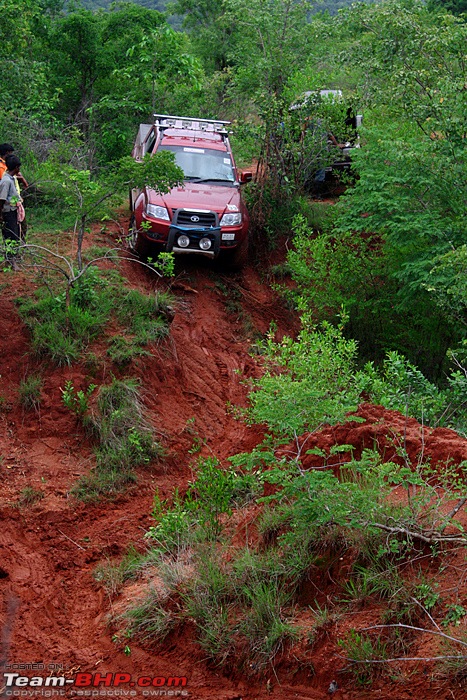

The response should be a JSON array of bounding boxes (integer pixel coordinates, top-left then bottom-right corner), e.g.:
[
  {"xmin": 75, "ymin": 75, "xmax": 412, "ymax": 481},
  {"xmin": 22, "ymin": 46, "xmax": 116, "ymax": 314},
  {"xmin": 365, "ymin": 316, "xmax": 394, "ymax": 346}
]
[
  {"xmin": 146, "ymin": 204, "xmax": 170, "ymax": 221},
  {"xmin": 220, "ymin": 212, "xmax": 242, "ymax": 226}
]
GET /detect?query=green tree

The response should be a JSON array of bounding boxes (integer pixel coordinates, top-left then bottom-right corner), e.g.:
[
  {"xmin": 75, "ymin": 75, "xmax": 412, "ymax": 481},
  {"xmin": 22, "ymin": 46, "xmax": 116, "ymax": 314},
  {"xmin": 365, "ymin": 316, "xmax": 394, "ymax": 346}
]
[
  {"xmin": 225, "ymin": 0, "xmax": 312, "ymax": 99},
  {"xmin": 92, "ymin": 10, "xmax": 203, "ymax": 162},
  {"xmin": 117, "ymin": 25, "xmax": 203, "ymax": 112},
  {"xmin": 427, "ymin": 0, "xmax": 467, "ymax": 15},
  {"xmin": 24, "ymin": 151, "xmax": 183, "ymax": 303},
  {"xmin": 48, "ymin": 10, "xmax": 103, "ymax": 133},
  {"xmin": 169, "ymin": 0, "xmax": 229, "ymax": 72},
  {"xmin": 0, "ymin": 0, "xmax": 60, "ymax": 121}
]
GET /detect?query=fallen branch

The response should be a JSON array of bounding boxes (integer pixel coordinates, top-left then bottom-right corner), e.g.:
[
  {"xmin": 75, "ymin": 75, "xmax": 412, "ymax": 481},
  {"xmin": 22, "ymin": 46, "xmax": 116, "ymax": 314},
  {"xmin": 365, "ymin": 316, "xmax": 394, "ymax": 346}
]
[
  {"xmin": 440, "ymin": 496, "xmax": 467, "ymax": 532},
  {"xmin": 57, "ymin": 529, "xmax": 85, "ymax": 550},
  {"xmin": 342, "ymin": 654, "xmax": 467, "ymax": 665},
  {"xmin": 359, "ymin": 623, "xmax": 467, "ymax": 648},
  {"xmin": 371, "ymin": 521, "xmax": 467, "ymax": 545}
]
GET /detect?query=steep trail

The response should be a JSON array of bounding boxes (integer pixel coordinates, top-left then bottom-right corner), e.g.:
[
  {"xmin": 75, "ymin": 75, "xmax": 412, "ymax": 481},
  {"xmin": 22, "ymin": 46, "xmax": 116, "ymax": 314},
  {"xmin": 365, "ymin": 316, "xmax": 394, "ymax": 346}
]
[
  {"xmin": 0, "ymin": 245, "xmax": 298, "ymax": 699},
  {"xmin": 0, "ymin": 233, "xmax": 466, "ymax": 700}
]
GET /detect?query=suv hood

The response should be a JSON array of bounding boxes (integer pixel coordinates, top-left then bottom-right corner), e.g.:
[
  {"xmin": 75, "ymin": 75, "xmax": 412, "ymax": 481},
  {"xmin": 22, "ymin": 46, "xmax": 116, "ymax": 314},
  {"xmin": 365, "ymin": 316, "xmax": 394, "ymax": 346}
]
[{"xmin": 148, "ymin": 182, "xmax": 241, "ymax": 214}]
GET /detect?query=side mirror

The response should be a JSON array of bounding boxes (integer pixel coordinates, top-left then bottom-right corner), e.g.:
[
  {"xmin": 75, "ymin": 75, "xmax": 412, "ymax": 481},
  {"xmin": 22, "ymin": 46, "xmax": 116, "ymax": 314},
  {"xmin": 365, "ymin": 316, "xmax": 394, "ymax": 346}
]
[{"xmin": 239, "ymin": 171, "xmax": 253, "ymax": 184}]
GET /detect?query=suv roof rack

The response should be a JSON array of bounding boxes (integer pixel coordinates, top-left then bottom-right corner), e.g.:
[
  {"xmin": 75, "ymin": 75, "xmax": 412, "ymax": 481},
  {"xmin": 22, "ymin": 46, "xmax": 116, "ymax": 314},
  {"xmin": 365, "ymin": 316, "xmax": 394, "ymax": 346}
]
[{"xmin": 153, "ymin": 114, "xmax": 231, "ymax": 136}]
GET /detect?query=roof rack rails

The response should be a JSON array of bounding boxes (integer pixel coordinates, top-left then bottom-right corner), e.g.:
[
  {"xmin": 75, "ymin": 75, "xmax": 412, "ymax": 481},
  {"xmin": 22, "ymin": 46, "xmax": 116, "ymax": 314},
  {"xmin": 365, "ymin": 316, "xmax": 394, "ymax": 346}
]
[{"xmin": 153, "ymin": 114, "xmax": 231, "ymax": 136}]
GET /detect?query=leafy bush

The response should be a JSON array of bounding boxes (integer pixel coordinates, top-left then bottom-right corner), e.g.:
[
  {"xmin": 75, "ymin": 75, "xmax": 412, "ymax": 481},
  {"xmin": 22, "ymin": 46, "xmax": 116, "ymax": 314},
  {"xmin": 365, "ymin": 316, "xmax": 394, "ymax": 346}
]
[
  {"xmin": 285, "ymin": 213, "xmax": 378, "ymax": 321},
  {"xmin": 146, "ymin": 457, "xmax": 264, "ymax": 551},
  {"xmin": 249, "ymin": 313, "xmax": 360, "ymax": 436},
  {"xmin": 284, "ymin": 212, "xmax": 458, "ymax": 377},
  {"xmin": 61, "ymin": 380, "xmax": 96, "ymax": 417},
  {"xmin": 250, "ymin": 310, "xmax": 467, "ymax": 436},
  {"xmin": 356, "ymin": 351, "xmax": 467, "ymax": 436},
  {"xmin": 186, "ymin": 457, "xmax": 238, "ymax": 539}
]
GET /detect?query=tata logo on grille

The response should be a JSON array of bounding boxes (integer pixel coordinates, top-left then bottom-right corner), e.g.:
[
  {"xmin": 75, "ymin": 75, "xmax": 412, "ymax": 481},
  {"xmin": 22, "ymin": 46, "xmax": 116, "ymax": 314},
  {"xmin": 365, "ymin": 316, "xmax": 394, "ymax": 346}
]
[{"xmin": 190, "ymin": 216, "xmax": 200, "ymax": 222}]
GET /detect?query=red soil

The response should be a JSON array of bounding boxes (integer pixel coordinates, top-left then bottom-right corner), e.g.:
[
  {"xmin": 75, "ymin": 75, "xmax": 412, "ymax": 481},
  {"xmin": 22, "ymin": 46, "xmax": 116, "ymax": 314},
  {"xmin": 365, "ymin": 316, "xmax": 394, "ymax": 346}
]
[{"xmin": 0, "ymin": 221, "xmax": 466, "ymax": 700}]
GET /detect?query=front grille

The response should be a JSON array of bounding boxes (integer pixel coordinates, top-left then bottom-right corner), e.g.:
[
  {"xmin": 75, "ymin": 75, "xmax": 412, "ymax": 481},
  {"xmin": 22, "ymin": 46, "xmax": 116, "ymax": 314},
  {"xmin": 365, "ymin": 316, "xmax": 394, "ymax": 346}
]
[{"xmin": 174, "ymin": 209, "xmax": 218, "ymax": 228}]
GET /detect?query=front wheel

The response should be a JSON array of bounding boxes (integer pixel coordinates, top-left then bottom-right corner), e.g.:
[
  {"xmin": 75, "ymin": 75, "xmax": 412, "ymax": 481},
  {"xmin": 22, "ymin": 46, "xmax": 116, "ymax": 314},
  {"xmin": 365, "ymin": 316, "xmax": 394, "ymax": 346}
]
[
  {"xmin": 128, "ymin": 215, "xmax": 157, "ymax": 259},
  {"xmin": 225, "ymin": 236, "xmax": 249, "ymax": 271},
  {"xmin": 128, "ymin": 214, "xmax": 138, "ymax": 253}
]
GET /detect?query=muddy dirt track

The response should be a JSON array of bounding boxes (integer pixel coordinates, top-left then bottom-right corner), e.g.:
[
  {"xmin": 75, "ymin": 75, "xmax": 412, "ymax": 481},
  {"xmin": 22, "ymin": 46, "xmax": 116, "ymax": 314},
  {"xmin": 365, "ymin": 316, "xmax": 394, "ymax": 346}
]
[{"xmin": 1, "ymin": 229, "xmax": 466, "ymax": 700}]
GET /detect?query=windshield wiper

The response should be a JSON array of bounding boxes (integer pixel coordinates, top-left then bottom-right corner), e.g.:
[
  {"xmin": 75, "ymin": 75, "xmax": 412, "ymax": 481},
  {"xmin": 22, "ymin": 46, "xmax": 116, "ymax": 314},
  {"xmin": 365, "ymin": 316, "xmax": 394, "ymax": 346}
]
[{"xmin": 187, "ymin": 177, "xmax": 234, "ymax": 183}]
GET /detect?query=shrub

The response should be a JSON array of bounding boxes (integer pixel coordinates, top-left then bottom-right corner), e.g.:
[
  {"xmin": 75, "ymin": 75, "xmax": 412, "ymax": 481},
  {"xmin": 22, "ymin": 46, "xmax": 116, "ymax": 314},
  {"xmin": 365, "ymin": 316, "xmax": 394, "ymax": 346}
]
[
  {"xmin": 146, "ymin": 458, "xmax": 261, "ymax": 550},
  {"xmin": 146, "ymin": 488, "xmax": 199, "ymax": 553},
  {"xmin": 61, "ymin": 380, "xmax": 96, "ymax": 417},
  {"xmin": 356, "ymin": 351, "xmax": 467, "ymax": 436},
  {"xmin": 249, "ymin": 313, "xmax": 360, "ymax": 437}
]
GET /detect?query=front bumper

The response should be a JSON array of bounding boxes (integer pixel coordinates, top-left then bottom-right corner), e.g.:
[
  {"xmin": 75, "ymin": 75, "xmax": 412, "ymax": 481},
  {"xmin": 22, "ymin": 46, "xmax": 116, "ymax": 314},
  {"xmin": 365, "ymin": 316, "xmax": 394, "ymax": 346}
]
[{"xmin": 166, "ymin": 224, "xmax": 221, "ymax": 258}]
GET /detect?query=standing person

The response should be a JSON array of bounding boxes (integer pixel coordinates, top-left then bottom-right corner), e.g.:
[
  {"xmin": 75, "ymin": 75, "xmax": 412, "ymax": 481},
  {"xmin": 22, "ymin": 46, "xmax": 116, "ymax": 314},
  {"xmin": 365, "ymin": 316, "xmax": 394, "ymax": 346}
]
[
  {"xmin": 0, "ymin": 143, "xmax": 14, "ymax": 179},
  {"xmin": 0, "ymin": 143, "xmax": 28, "ymax": 189},
  {"xmin": 0, "ymin": 155, "xmax": 23, "ymax": 270}
]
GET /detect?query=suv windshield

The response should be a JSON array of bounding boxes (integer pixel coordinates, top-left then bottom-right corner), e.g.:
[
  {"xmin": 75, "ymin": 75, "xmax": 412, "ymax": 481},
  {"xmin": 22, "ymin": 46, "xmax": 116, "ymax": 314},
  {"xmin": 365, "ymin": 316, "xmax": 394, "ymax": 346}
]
[{"xmin": 158, "ymin": 145, "xmax": 235, "ymax": 184}]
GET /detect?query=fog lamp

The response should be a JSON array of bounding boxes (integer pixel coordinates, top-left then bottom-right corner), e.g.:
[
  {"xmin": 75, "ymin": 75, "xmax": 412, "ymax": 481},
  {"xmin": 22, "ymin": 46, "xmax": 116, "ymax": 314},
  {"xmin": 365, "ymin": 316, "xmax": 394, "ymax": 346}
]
[
  {"xmin": 199, "ymin": 237, "xmax": 212, "ymax": 251},
  {"xmin": 177, "ymin": 235, "xmax": 190, "ymax": 248}
]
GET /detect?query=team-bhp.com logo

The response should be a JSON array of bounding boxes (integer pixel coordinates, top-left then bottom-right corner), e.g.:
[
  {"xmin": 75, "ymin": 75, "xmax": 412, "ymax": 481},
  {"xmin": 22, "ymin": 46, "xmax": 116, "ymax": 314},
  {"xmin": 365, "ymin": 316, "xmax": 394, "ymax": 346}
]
[{"xmin": 3, "ymin": 672, "xmax": 189, "ymax": 697}]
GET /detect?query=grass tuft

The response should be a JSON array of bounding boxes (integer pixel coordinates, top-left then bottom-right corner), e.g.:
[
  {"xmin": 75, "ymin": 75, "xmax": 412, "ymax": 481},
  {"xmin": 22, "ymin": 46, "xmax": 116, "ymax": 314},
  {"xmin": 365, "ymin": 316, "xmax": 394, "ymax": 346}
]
[
  {"xmin": 17, "ymin": 486, "xmax": 45, "ymax": 506},
  {"xmin": 72, "ymin": 379, "xmax": 163, "ymax": 501},
  {"xmin": 19, "ymin": 374, "xmax": 43, "ymax": 411}
]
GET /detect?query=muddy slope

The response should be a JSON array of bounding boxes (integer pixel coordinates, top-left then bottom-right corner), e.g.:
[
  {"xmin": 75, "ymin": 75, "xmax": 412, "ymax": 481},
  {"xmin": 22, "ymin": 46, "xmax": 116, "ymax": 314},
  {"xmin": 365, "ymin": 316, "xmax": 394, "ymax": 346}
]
[{"xmin": 0, "ymin": 244, "xmax": 466, "ymax": 700}]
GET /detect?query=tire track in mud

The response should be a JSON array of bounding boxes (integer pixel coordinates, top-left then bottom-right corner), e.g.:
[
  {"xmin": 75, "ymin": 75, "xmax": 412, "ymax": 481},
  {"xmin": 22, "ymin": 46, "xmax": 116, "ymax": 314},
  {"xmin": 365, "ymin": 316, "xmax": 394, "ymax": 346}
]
[{"xmin": 134, "ymin": 270, "xmax": 264, "ymax": 459}]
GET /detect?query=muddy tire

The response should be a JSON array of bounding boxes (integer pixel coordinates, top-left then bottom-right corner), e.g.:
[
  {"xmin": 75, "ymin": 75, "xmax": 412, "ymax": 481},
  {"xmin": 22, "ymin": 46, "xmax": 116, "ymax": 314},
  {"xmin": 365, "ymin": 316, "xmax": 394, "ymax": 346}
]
[
  {"xmin": 128, "ymin": 215, "xmax": 156, "ymax": 260},
  {"xmin": 128, "ymin": 214, "xmax": 139, "ymax": 253}
]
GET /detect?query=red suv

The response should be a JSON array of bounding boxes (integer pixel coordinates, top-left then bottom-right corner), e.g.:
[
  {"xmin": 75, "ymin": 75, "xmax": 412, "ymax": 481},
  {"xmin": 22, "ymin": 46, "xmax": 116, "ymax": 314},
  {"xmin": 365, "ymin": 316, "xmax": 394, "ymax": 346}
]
[{"xmin": 130, "ymin": 115, "xmax": 252, "ymax": 268}]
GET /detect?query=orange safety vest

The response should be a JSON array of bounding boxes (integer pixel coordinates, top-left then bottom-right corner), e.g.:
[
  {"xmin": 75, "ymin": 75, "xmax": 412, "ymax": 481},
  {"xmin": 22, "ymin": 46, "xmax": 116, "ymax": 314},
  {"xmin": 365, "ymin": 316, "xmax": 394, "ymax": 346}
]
[{"xmin": 0, "ymin": 158, "xmax": 6, "ymax": 179}]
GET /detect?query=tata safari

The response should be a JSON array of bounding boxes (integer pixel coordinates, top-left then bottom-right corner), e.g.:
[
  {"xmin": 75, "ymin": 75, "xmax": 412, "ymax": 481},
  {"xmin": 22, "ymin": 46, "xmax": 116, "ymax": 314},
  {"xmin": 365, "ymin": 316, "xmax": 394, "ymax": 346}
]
[{"xmin": 130, "ymin": 115, "xmax": 252, "ymax": 268}]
